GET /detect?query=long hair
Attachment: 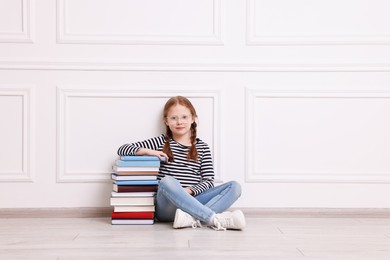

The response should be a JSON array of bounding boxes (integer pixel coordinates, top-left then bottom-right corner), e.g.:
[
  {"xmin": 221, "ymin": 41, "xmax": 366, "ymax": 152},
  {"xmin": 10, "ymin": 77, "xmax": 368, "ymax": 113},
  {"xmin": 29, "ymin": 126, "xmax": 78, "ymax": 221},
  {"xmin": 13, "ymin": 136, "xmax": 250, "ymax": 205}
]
[{"xmin": 162, "ymin": 96, "xmax": 198, "ymax": 162}]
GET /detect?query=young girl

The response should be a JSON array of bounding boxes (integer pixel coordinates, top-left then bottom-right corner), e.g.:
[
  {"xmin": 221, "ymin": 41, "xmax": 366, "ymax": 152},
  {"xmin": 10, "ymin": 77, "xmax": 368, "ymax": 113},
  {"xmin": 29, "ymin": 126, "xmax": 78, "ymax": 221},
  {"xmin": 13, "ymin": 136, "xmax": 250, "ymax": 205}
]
[{"xmin": 117, "ymin": 96, "xmax": 245, "ymax": 231}]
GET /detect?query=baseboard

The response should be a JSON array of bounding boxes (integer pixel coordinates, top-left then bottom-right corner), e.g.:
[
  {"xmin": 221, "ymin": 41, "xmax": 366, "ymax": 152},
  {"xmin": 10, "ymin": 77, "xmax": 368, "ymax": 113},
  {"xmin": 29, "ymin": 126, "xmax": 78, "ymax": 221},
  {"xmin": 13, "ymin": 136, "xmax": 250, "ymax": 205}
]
[
  {"xmin": 0, "ymin": 207, "xmax": 112, "ymax": 218},
  {"xmin": 237, "ymin": 207, "xmax": 390, "ymax": 218},
  {"xmin": 2, "ymin": 207, "xmax": 390, "ymax": 218}
]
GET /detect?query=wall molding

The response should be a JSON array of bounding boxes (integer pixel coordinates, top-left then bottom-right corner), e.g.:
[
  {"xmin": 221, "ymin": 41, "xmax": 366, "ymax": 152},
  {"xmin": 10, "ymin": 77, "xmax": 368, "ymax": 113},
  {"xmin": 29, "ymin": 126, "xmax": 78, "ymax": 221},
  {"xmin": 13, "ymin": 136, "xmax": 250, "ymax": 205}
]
[
  {"xmin": 246, "ymin": 0, "xmax": 390, "ymax": 45},
  {"xmin": 245, "ymin": 88, "xmax": 390, "ymax": 183},
  {"xmin": 0, "ymin": 0, "xmax": 34, "ymax": 43},
  {"xmin": 56, "ymin": 0, "xmax": 223, "ymax": 45},
  {"xmin": 1, "ymin": 59, "xmax": 390, "ymax": 72},
  {"xmin": 57, "ymin": 87, "xmax": 221, "ymax": 182},
  {"xmin": 0, "ymin": 87, "xmax": 35, "ymax": 182},
  {"xmin": 2, "ymin": 207, "xmax": 390, "ymax": 218}
]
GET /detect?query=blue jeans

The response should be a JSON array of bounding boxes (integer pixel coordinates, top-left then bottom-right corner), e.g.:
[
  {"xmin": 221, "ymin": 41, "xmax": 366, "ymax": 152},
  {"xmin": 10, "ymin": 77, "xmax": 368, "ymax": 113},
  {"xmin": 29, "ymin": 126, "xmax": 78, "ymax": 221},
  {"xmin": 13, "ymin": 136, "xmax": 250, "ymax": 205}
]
[{"xmin": 155, "ymin": 176, "xmax": 242, "ymax": 224}]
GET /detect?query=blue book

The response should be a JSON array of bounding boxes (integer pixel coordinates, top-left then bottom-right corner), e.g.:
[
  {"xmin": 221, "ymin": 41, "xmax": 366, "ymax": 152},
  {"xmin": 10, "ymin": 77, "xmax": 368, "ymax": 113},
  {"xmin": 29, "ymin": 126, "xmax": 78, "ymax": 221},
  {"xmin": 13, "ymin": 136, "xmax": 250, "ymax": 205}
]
[
  {"xmin": 115, "ymin": 160, "xmax": 160, "ymax": 167},
  {"xmin": 114, "ymin": 180, "xmax": 159, "ymax": 186},
  {"xmin": 120, "ymin": 156, "xmax": 165, "ymax": 161}
]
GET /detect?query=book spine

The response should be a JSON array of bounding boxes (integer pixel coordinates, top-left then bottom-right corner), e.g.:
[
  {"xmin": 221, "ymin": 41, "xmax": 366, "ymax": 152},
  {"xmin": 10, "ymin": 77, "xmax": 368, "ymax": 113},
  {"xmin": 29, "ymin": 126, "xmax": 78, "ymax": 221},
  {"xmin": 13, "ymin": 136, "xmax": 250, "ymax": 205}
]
[
  {"xmin": 115, "ymin": 160, "xmax": 161, "ymax": 167},
  {"xmin": 112, "ymin": 165, "xmax": 159, "ymax": 172},
  {"xmin": 120, "ymin": 156, "xmax": 160, "ymax": 161},
  {"xmin": 114, "ymin": 180, "xmax": 159, "ymax": 186},
  {"xmin": 113, "ymin": 184, "xmax": 158, "ymax": 192},
  {"xmin": 111, "ymin": 211, "xmax": 154, "ymax": 219}
]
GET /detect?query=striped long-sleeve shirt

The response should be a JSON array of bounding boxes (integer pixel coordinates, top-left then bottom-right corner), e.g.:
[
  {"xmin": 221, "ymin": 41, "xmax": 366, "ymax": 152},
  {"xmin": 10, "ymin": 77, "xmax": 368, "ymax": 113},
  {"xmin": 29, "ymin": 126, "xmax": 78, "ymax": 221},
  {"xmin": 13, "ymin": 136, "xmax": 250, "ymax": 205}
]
[{"xmin": 117, "ymin": 134, "xmax": 215, "ymax": 196}]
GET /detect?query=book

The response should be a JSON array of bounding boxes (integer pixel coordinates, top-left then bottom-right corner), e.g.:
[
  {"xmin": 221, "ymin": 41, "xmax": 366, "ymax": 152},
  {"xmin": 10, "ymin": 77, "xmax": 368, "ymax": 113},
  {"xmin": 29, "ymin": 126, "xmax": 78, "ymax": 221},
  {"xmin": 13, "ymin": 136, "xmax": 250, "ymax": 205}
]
[
  {"xmin": 111, "ymin": 219, "xmax": 154, "ymax": 225},
  {"xmin": 112, "ymin": 171, "xmax": 159, "ymax": 176},
  {"xmin": 111, "ymin": 191, "xmax": 156, "ymax": 197},
  {"xmin": 114, "ymin": 180, "xmax": 159, "ymax": 186},
  {"xmin": 113, "ymin": 184, "xmax": 158, "ymax": 193},
  {"xmin": 111, "ymin": 211, "xmax": 154, "ymax": 219},
  {"xmin": 120, "ymin": 156, "xmax": 161, "ymax": 161},
  {"xmin": 114, "ymin": 205, "xmax": 155, "ymax": 212},
  {"xmin": 111, "ymin": 173, "xmax": 157, "ymax": 181},
  {"xmin": 115, "ymin": 160, "xmax": 161, "ymax": 167},
  {"xmin": 112, "ymin": 165, "xmax": 159, "ymax": 172},
  {"xmin": 110, "ymin": 196, "xmax": 155, "ymax": 206}
]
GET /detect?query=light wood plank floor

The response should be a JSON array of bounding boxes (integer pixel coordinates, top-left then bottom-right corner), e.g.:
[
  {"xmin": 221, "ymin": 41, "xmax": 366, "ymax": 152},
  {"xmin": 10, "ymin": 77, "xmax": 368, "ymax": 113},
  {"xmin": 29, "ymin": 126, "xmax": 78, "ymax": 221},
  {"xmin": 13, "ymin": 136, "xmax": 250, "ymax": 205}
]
[{"xmin": 1, "ymin": 216, "xmax": 390, "ymax": 260}]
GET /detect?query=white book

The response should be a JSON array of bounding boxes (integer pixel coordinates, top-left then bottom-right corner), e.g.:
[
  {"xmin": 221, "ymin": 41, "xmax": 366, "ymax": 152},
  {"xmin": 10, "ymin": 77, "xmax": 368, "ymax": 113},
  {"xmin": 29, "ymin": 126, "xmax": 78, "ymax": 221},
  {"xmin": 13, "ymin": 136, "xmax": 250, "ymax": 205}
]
[
  {"xmin": 114, "ymin": 205, "xmax": 155, "ymax": 212},
  {"xmin": 111, "ymin": 191, "xmax": 156, "ymax": 197},
  {"xmin": 111, "ymin": 219, "xmax": 154, "ymax": 225},
  {"xmin": 110, "ymin": 197, "xmax": 154, "ymax": 206},
  {"xmin": 112, "ymin": 165, "xmax": 159, "ymax": 172}
]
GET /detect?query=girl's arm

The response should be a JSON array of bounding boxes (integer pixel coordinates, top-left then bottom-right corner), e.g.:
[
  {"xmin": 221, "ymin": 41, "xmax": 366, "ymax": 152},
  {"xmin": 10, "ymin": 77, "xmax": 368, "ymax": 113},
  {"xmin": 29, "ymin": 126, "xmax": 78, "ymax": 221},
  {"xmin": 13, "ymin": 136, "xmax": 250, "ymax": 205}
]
[{"xmin": 117, "ymin": 135, "xmax": 168, "ymax": 161}]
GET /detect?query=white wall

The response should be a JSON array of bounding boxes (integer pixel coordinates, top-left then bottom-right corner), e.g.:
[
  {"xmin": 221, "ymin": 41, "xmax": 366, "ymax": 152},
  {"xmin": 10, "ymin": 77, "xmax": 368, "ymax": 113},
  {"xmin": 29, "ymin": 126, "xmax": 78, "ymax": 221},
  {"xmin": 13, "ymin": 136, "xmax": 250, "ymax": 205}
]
[{"xmin": 1, "ymin": 0, "xmax": 390, "ymax": 208}]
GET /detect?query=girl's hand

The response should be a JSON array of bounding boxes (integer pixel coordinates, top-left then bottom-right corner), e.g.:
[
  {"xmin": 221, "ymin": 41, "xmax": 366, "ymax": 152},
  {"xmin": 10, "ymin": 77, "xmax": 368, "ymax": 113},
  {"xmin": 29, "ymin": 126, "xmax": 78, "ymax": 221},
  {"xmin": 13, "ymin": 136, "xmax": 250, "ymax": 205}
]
[
  {"xmin": 136, "ymin": 148, "xmax": 169, "ymax": 162},
  {"xmin": 184, "ymin": 187, "xmax": 194, "ymax": 196}
]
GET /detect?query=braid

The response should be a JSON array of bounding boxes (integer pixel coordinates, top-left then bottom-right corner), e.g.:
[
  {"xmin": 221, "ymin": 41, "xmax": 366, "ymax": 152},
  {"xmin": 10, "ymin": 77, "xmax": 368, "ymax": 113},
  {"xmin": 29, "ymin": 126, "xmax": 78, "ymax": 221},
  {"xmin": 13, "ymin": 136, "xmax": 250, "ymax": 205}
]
[
  {"xmin": 162, "ymin": 127, "xmax": 174, "ymax": 162},
  {"xmin": 188, "ymin": 122, "xmax": 198, "ymax": 161}
]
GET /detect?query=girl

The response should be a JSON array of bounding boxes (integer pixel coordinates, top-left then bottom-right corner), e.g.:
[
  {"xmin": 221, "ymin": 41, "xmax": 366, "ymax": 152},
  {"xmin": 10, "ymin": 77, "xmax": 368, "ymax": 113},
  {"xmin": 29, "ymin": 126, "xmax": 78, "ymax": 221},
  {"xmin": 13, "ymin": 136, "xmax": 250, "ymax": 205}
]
[{"xmin": 117, "ymin": 96, "xmax": 245, "ymax": 231}]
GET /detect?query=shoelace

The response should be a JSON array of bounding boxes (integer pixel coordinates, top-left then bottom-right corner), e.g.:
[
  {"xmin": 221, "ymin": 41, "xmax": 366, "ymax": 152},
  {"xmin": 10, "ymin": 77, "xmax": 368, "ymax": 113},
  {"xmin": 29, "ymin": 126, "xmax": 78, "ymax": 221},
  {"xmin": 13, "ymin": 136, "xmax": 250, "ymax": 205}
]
[
  {"xmin": 211, "ymin": 221, "xmax": 226, "ymax": 231},
  {"xmin": 212, "ymin": 216, "xmax": 234, "ymax": 231},
  {"xmin": 191, "ymin": 220, "xmax": 202, "ymax": 229}
]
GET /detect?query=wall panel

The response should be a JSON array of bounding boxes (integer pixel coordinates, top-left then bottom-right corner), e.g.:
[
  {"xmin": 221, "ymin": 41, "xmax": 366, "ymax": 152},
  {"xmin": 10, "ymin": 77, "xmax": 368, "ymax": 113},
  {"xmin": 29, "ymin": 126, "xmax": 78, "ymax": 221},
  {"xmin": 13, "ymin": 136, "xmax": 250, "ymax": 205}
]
[
  {"xmin": 0, "ymin": 0, "xmax": 34, "ymax": 43},
  {"xmin": 247, "ymin": 0, "xmax": 390, "ymax": 45},
  {"xmin": 0, "ymin": 87, "xmax": 34, "ymax": 182},
  {"xmin": 57, "ymin": 87, "xmax": 221, "ymax": 182},
  {"xmin": 57, "ymin": 0, "xmax": 222, "ymax": 45},
  {"xmin": 246, "ymin": 89, "xmax": 390, "ymax": 182}
]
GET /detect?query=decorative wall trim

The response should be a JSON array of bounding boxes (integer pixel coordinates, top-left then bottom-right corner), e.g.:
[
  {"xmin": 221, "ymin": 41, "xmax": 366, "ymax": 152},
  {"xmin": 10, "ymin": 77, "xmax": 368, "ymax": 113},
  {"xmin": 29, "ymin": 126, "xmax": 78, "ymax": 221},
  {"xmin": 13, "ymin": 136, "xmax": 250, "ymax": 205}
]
[
  {"xmin": 57, "ymin": 87, "xmax": 221, "ymax": 182},
  {"xmin": 1, "ymin": 59, "xmax": 390, "ymax": 72},
  {"xmin": 246, "ymin": 0, "xmax": 390, "ymax": 45},
  {"xmin": 56, "ymin": 0, "xmax": 223, "ymax": 45},
  {"xmin": 245, "ymin": 88, "xmax": 390, "ymax": 183},
  {"xmin": 0, "ymin": 87, "xmax": 35, "ymax": 182},
  {"xmin": 0, "ymin": 0, "xmax": 34, "ymax": 43}
]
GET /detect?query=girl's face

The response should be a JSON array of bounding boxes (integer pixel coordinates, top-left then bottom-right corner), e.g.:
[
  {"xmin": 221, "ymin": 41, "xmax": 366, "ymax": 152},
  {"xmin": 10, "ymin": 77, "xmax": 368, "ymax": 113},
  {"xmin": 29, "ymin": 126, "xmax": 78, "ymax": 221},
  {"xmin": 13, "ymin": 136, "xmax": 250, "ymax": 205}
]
[{"xmin": 165, "ymin": 104, "xmax": 195, "ymax": 140}]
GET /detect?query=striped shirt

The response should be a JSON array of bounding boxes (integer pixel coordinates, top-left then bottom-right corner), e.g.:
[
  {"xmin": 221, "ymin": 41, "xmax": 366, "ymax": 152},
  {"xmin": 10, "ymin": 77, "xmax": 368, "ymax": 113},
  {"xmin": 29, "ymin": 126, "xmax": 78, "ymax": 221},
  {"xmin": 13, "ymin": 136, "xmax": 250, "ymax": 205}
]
[{"xmin": 117, "ymin": 134, "xmax": 215, "ymax": 196}]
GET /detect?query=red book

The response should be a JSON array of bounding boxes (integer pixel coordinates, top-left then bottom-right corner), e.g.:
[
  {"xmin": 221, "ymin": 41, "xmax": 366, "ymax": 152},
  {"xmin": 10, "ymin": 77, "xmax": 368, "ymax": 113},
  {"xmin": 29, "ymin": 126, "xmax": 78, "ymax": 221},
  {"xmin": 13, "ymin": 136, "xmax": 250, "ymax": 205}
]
[{"xmin": 111, "ymin": 211, "xmax": 155, "ymax": 219}]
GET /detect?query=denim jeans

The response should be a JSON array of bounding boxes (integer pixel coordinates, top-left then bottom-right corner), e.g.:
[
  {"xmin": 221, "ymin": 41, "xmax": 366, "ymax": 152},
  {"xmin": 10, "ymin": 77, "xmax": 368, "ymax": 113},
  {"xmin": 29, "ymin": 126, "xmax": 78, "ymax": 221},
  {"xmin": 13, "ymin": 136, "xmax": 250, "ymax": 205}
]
[{"xmin": 155, "ymin": 175, "xmax": 242, "ymax": 224}]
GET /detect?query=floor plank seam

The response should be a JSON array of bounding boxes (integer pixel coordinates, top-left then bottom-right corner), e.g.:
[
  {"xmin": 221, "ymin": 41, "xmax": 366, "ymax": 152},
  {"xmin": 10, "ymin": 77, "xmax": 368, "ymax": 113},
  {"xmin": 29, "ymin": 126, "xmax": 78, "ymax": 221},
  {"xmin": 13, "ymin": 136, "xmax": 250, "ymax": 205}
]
[{"xmin": 296, "ymin": 247, "xmax": 305, "ymax": 257}]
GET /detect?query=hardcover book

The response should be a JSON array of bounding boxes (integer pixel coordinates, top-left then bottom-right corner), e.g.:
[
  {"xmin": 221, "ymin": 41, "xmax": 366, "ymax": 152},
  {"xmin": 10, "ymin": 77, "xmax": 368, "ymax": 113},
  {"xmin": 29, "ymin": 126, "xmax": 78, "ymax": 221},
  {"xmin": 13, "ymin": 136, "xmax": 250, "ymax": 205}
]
[
  {"xmin": 112, "ymin": 165, "xmax": 159, "ymax": 172},
  {"xmin": 111, "ymin": 219, "xmax": 154, "ymax": 225},
  {"xmin": 111, "ymin": 211, "xmax": 154, "ymax": 219},
  {"xmin": 113, "ymin": 184, "xmax": 158, "ymax": 193},
  {"xmin": 112, "ymin": 171, "xmax": 159, "ymax": 176},
  {"xmin": 111, "ymin": 173, "xmax": 157, "ymax": 181},
  {"xmin": 115, "ymin": 160, "xmax": 161, "ymax": 167},
  {"xmin": 114, "ymin": 205, "xmax": 155, "ymax": 212},
  {"xmin": 114, "ymin": 180, "xmax": 159, "ymax": 186},
  {"xmin": 111, "ymin": 191, "xmax": 156, "ymax": 197},
  {"xmin": 110, "ymin": 196, "xmax": 155, "ymax": 206},
  {"xmin": 120, "ymin": 156, "xmax": 161, "ymax": 161}
]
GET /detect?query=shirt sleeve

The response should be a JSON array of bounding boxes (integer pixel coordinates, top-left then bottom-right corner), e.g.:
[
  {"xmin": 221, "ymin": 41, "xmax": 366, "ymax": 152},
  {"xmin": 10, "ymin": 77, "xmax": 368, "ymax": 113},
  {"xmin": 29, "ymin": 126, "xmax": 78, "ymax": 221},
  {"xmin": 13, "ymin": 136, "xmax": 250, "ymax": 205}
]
[
  {"xmin": 117, "ymin": 135, "xmax": 165, "ymax": 156},
  {"xmin": 188, "ymin": 143, "xmax": 215, "ymax": 196}
]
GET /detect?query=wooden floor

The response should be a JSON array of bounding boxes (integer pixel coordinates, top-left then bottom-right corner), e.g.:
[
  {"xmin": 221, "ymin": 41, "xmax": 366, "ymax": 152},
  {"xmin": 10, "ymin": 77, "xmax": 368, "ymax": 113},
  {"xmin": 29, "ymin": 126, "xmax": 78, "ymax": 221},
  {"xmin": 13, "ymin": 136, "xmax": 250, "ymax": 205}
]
[{"xmin": 1, "ymin": 216, "xmax": 390, "ymax": 259}]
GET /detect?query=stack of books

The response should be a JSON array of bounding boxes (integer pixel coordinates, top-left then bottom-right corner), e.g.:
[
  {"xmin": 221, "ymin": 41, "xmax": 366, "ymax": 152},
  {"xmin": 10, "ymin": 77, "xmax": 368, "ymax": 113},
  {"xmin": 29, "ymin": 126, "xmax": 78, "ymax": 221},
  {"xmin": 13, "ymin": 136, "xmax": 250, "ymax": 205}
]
[{"xmin": 110, "ymin": 155, "xmax": 161, "ymax": 225}]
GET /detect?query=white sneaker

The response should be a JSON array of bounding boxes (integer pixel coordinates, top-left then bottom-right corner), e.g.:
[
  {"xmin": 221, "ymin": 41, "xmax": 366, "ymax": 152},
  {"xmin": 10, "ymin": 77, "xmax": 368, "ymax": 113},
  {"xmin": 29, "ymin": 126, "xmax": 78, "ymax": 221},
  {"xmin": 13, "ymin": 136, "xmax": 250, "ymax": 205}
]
[
  {"xmin": 173, "ymin": 209, "xmax": 202, "ymax": 229},
  {"xmin": 212, "ymin": 210, "xmax": 246, "ymax": 231}
]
